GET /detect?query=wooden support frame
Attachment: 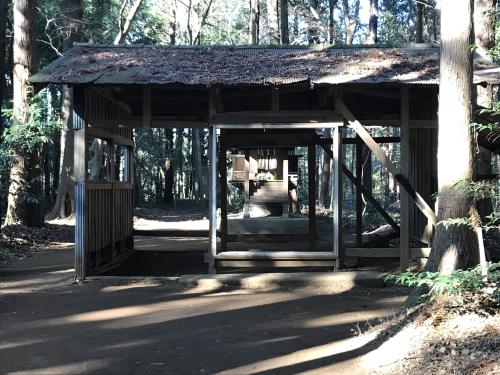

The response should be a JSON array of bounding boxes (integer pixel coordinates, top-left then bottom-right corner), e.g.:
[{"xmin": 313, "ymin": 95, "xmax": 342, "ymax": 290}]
[
  {"xmin": 282, "ymin": 158, "xmax": 289, "ymax": 217},
  {"xmin": 335, "ymin": 98, "xmax": 438, "ymax": 226},
  {"xmin": 400, "ymin": 86, "xmax": 410, "ymax": 270},
  {"xmin": 73, "ymin": 87, "xmax": 87, "ymax": 281},
  {"xmin": 308, "ymin": 144, "xmax": 316, "ymax": 251},
  {"xmin": 355, "ymin": 137, "xmax": 363, "ymax": 246},
  {"xmin": 219, "ymin": 139, "xmax": 228, "ymax": 252},
  {"xmin": 208, "ymin": 125, "xmax": 218, "ymax": 273},
  {"xmin": 332, "ymin": 126, "xmax": 343, "ymax": 269}
]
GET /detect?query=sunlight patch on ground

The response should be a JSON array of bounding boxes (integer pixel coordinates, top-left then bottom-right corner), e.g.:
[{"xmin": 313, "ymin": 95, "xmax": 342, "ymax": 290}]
[
  {"xmin": 0, "ymin": 338, "xmax": 46, "ymax": 351},
  {"xmin": 217, "ymin": 331, "xmax": 378, "ymax": 375},
  {"xmin": 34, "ymin": 292, "xmax": 300, "ymax": 330},
  {"xmin": 6, "ymin": 359, "xmax": 109, "ymax": 375}
]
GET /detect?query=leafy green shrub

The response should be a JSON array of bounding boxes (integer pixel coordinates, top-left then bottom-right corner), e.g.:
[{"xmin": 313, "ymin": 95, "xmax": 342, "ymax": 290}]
[{"xmin": 384, "ymin": 263, "xmax": 500, "ymax": 307}]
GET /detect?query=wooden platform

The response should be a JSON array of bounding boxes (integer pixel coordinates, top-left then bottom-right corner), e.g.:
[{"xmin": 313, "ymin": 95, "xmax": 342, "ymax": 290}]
[
  {"xmin": 227, "ymin": 217, "xmax": 309, "ymax": 235},
  {"xmin": 214, "ymin": 251, "xmax": 336, "ymax": 268}
]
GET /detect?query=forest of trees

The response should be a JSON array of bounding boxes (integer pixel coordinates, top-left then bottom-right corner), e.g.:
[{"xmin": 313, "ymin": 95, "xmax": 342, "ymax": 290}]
[{"xmin": 0, "ymin": 0, "xmax": 499, "ymax": 272}]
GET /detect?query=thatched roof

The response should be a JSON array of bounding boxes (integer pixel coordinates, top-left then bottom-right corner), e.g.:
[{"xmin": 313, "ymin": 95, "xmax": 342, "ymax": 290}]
[{"xmin": 30, "ymin": 44, "xmax": 500, "ymax": 87}]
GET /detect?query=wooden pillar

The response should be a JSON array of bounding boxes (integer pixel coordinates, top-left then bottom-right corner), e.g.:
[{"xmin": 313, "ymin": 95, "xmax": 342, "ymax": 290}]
[
  {"xmin": 73, "ymin": 87, "xmax": 87, "ymax": 281},
  {"xmin": 332, "ymin": 125, "xmax": 343, "ymax": 269},
  {"xmin": 282, "ymin": 158, "xmax": 289, "ymax": 217},
  {"xmin": 400, "ymin": 86, "xmax": 410, "ymax": 270},
  {"xmin": 244, "ymin": 151, "xmax": 250, "ymax": 218},
  {"xmin": 308, "ymin": 144, "xmax": 316, "ymax": 250},
  {"xmin": 208, "ymin": 125, "xmax": 217, "ymax": 273},
  {"xmin": 355, "ymin": 136, "xmax": 363, "ymax": 246},
  {"xmin": 219, "ymin": 134, "xmax": 228, "ymax": 252}
]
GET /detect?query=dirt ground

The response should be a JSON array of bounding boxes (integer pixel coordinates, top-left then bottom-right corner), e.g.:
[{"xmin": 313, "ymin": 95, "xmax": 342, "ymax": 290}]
[{"xmin": 0, "ymin": 246, "xmax": 409, "ymax": 375}]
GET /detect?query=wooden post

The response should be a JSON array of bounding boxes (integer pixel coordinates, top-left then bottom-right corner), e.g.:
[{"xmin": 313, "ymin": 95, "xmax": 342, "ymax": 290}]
[
  {"xmin": 308, "ymin": 144, "xmax": 316, "ymax": 250},
  {"xmin": 208, "ymin": 125, "xmax": 217, "ymax": 273},
  {"xmin": 143, "ymin": 87, "xmax": 151, "ymax": 128},
  {"xmin": 219, "ymin": 135, "xmax": 228, "ymax": 252},
  {"xmin": 332, "ymin": 125, "xmax": 343, "ymax": 269},
  {"xmin": 73, "ymin": 87, "xmax": 87, "ymax": 281},
  {"xmin": 244, "ymin": 151, "xmax": 250, "ymax": 219},
  {"xmin": 355, "ymin": 137, "xmax": 363, "ymax": 246},
  {"xmin": 400, "ymin": 86, "xmax": 410, "ymax": 270},
  {"xmin": 282, "ymin": 158, "xmax": 289, "ymax": 217}
]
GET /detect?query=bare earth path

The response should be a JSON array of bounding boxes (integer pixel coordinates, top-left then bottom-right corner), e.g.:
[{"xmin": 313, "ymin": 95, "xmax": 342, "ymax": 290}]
[{"xmin": 0, "ymin": 247, "xmax": 408, "ymax": 375}]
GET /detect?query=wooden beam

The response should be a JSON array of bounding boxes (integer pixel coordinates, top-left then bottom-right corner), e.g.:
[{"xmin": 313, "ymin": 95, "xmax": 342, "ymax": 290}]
[
  {"xmin": 211, "ymin": 110, "xmax": 341, "ymax": 124},
  {"xmin": 335, "ymin": 99, "xmax": 438, "ymax": 226},
  {"xmin": 90, "ymin": 87, "xmax": 132, "ymax": 114},
  {"xmin": 355, "ymin": 138, "xmax": 363, "ymax": 246},
  {"xmin": 208, "ymin": 125, "xmax": 217, "ymax": 273},
  {"xmin": 87, "ymin": 127, "xmax": 134, "ymax": 147},
  {"xmin": 332, "ymin": 125, "xmax": 343, "ymax": 269},
  {"xmin": 308, "ymin": 144, "xmax": 316, "ymax": 251},
  {"xmin": 89, "ymin": 119, "xmax": 207, "ymax": 129},
  {"xmin": 342, "ymin": 136, "xmax": 400, "ymax": 144},
  {"xmin": 142, "ymin": 87, "xmax": 151, "ymax": 128},
  {"xmin": 345, "ymin": 247, "xmax": 431, "ymax": 258},
  {"xmin": 219, "ymin": 140, "xmax": 228, "ymax": 252},
  {"xmin": 400, "ymin": 86, "xmax": 410, "ymax": 270}
]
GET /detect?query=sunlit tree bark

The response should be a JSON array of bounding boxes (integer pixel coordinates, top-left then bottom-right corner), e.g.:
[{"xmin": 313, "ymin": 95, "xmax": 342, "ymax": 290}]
[
  {"xmin": 5, "ymin": 0, "xmax": 42, "ymax": 226},
  {"xmin": 427, "ymin": 0, "xmax": 479, "ymax": 273}
]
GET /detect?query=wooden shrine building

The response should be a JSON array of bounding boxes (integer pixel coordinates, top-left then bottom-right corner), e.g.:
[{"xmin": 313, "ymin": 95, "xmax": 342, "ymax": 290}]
[{"xmin": 31, "ymin": 45, "xmax": 500, "ymax": 280}]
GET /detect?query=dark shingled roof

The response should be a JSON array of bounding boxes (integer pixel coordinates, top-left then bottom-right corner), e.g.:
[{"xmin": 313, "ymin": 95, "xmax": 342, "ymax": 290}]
[{"xmin": 30, "ymin": 44, "xmax": 500, "ymax": 86}]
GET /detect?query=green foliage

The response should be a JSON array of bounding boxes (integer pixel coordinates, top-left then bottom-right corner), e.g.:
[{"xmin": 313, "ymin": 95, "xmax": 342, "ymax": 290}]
[
  {"xmin": 2, "ymin": 90, "xmax": 61, "ymax": 154},
  {"xmin": 384, "ymin": 262, "xmax": 500, "ymax": 302}
]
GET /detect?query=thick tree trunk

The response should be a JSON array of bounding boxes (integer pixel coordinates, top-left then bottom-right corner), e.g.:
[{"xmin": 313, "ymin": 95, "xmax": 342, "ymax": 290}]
[
  {"xmin": 192, "ymin": 128, "xmax": 203, "ymax": 202},
  {"xmin": 168, "ymin": 0, "xmax": 177, "ymax": 45},
  {"xmin": 5, "ymin": 0, "xmax": 42, "ymax": 227},
  {"xmin": 46, "ymin": 0, "xmax": 82, "ymax": 220},
  {"xmin": 367, "ymin": 0, "xmax": 378, "ymax": 44},
  {"xmin": 319, "ymin": 130, "xmax": 331, "ymax": 208},
  {"xmin": 427, "ymin": 0, "xmax": 479, "ymax": 273},
  {"xmin": 163, "ymin": 129, "xmax": 174, "ymax": 206},
  {"xmin": 328, "ymin": 0, "xmax": 336, "ymax": 44},
  {"xmin": 249, "ymin": 0, "xmax": 260, "ymax": 44},
  {"xmin": 415, "ymin": 3, "xmax": 424, "ymax": 43},
  {"xmin": 342, "ymin": 0, "xmax": 360, "ymax": 44},
  {"xmin": 308, "ymin": 0, "xmax": 321, "ymax": 44},
  {"xmin": 474, "ymin": 0, "xmax": 495, "ymax": 56},
  {"xmin": 267, "ymin": 0, "xmax": 279, "ymax": 44},
  {"xmin": 280, "ymin": 0, "xmax": 289, "ymax": 44}
]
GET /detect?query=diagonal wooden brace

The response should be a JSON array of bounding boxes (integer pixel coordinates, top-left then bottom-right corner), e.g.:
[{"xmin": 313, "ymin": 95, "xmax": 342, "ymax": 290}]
[{"xmin": 335, "ymin": 99, "xmax": 438, "ymax": 226}]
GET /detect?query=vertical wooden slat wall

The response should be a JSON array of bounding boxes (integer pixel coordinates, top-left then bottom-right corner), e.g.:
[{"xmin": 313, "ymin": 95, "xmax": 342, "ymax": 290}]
[
  {"xmin": 83, "ymin": 88, "xmax": 134, "ymax": 275},
  {"xmin": 409, "ymin": 127, "xmax": 438, "ymax": 243}
]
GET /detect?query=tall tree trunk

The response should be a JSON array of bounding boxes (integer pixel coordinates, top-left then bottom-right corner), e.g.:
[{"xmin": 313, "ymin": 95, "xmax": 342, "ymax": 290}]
[
  {"xmin": 0, "ymin": 0, "xmax": 8, "ymax": 133},
  {"xmin": 474, "ymin": 0, "xmax": 495, "ymax": 56},
  {"xmin": 249, "ymin": 0, "xmax": 260, "ymax": 44},
  {"xmin": 473, "ymin": 0, "xmax": 496, "ymax": 219},
  {"xmin": 328, "ymin": 0, "xmax": 336, "ymax": 44},
  {"xmin": 367, "ymin": 0, "xmax": 378, "ymax": 44},
  {"xmin": 427, "ymin": 0, "xmax": 479, "ymax": 273},
  {"xmin": 5, "ymin": 0, "xmax": 42, "ymax": 227},
  {"xmin": 168, "ymin": 0, "xmax": 177, "ymax": 45},
  {"xmin": 192, "ymin": 128, "xmax": 203, "ymax": 202},
  {"xmin": 319, "ymin": 129, "xmax": 332, "ymax": 208},
  {"xmin": 280, "ymin": 0, "xmax": 289, "ymax": 44},
  {"xmin": 342, "ymin": 0, "xmax": 360, "ymax": 44},
  {"xmin": 415, "ymin": 2, "xmax": 424, "ymax": 43},
  {"xmin": 267, "ymin": 0, "xmax": 279, "ymax": 44},
  {"xmin": 308, "ymin": 0, "xmax": 321, "ymax": 44},
  {"xmin": 163, "ymin": 128, "xmax": 174, "ymax": 206},
  {"xmin": 114, "ymin": 0, "xmax": 143, "ymax": 44},
  {"xmin": 46, "ymin": 0, "xmax": 82, "ymax": 220}
]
